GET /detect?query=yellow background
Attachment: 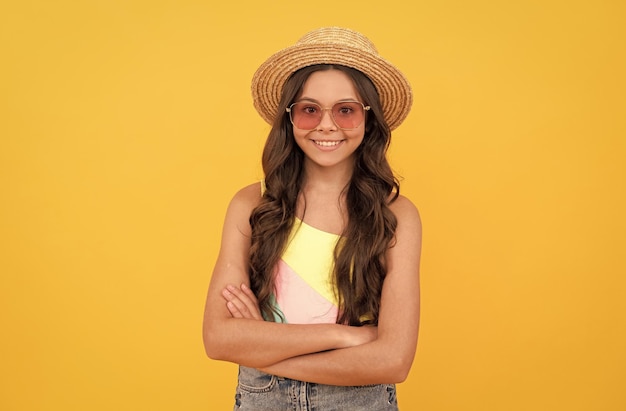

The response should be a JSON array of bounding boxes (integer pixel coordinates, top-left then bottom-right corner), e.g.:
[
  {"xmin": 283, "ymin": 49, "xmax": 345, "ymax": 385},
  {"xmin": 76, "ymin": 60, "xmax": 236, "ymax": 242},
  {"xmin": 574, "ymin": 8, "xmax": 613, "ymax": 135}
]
[{"xmin": 1, "ymin": 0, "xmax": 624, "ymax": 410}]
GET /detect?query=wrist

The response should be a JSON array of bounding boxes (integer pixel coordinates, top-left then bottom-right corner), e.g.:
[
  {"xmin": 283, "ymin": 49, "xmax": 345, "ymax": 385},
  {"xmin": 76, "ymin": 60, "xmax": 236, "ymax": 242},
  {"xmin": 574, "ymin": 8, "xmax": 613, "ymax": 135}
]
[{"xmin": 334, "ymin": 324, "xmax": 357, "ymax": 349}]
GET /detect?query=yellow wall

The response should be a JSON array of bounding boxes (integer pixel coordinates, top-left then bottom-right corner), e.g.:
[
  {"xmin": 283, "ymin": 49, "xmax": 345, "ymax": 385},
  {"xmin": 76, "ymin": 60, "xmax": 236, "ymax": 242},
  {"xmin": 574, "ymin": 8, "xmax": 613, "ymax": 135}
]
[{"xmin": 1, "ymin": 1, "xmax": 624, "ymax": 410}]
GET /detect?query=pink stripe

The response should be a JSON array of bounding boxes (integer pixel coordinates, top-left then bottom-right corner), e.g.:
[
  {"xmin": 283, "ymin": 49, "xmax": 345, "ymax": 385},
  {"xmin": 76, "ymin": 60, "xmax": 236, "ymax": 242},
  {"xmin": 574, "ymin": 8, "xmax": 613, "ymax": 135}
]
[{"xmin": 274, "ymin": 259, "xmax": 338, "ymax": 324}]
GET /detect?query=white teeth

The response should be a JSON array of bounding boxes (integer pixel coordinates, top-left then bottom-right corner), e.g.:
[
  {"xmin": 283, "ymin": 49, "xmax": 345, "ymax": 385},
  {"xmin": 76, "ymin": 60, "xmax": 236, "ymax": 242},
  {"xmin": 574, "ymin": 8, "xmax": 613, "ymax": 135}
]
[{"xmin": 314, "ymin": 140, "xmax": 341, "ymax": 147}]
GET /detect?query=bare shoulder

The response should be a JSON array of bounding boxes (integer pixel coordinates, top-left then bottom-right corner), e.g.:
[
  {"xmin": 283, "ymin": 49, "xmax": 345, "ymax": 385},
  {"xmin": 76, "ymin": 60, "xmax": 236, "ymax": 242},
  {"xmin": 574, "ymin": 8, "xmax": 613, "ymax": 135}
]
[
  {"xmin": 221, "ymin": 182, "xmax": 263, "ymax": 236},
  {"xmin": 389, "ymin": 194, "xmax": 422, "ymax": 232},
  {"xmin": 385, "ymin": 195, "xmax": 422, "ymax": 276},
  {"xmin": 228, "ymin": 182, "xmax": 263, "ymax": 215}
]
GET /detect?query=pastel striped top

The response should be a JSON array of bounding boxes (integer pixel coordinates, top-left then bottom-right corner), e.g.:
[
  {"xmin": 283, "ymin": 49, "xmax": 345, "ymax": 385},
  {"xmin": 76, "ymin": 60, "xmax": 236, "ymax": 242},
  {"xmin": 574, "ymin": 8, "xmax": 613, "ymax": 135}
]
[{"xmin": 270, "ymin": 218, "xmax": 341, "ymax": 324}]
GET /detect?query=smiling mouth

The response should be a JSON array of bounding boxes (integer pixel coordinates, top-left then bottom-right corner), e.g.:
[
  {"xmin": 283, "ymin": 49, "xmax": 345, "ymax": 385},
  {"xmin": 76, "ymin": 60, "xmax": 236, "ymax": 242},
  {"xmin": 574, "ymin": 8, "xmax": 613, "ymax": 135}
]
[{"xmin": 313, "ymin": 140, "xmax": 343, "ymax": 147}]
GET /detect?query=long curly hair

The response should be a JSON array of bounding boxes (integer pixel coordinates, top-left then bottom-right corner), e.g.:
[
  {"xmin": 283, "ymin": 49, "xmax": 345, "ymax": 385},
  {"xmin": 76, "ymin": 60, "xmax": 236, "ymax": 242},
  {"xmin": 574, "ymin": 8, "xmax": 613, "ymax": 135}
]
[{"xmin": 249, "ymin": 64, "xmax": 399, "ymax": 326}]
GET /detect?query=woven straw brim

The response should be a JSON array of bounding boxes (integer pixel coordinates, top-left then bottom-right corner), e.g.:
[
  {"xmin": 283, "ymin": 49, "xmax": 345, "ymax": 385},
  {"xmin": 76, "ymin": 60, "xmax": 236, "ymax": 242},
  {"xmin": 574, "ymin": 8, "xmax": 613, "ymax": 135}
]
[{"xmin": 251, "ymin": 44, "xmax": 413, "ymax": 131}]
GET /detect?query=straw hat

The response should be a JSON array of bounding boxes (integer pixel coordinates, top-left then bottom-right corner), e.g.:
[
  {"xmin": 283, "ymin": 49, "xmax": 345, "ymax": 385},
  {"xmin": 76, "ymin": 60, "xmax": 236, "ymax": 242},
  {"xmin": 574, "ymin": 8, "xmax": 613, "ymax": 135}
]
[{"xmin": 251, "ymin": 27, "xmax": 413, "ymax": 131}]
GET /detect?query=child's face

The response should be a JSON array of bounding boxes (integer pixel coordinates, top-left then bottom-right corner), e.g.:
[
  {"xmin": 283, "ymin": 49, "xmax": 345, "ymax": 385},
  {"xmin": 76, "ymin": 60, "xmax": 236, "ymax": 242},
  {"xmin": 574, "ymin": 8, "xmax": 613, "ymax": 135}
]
[{"xmin": 292, "ymin": 69, "xmax": 366, "ymax": 171}]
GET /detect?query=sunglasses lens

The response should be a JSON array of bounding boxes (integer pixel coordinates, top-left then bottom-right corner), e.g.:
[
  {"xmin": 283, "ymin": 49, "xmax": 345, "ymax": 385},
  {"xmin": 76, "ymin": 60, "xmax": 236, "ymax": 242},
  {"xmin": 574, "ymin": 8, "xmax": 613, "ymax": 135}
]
[
  {"xmin": 290, "ymin": 102, "xmax": 322, "ymax": 130},
  {"xmin": 289, "ymin": 102, "xmax": 365, "ymax": 130},
  {"xmin": 331, "ymin": 102, "xmax": 365, "ymax": 129}
]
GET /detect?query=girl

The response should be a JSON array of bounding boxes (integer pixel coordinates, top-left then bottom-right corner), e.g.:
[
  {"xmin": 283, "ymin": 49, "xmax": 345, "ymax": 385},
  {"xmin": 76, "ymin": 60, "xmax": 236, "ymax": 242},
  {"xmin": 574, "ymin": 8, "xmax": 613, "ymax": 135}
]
[{"xmin": 203, "ymin": 27, "xmax": 421, "ymax": 410}]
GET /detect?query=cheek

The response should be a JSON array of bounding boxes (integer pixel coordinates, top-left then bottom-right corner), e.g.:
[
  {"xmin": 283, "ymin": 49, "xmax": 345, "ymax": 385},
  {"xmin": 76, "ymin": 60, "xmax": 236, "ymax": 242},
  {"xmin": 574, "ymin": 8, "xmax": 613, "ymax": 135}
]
[
  {"xmin": 348, "ymin": 129, "xmax": 365, "ymax": 144},
  {"xmin": 292, "ymin": 130, "xmax": 305, "ymax": 141}
]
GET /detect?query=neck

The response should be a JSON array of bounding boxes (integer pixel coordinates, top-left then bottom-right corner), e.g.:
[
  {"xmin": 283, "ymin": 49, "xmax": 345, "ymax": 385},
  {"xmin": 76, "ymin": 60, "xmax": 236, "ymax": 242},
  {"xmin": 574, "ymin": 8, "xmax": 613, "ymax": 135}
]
[{"xmin": 301, "ymin": 159, "xmax": 354, "ymax": 192}]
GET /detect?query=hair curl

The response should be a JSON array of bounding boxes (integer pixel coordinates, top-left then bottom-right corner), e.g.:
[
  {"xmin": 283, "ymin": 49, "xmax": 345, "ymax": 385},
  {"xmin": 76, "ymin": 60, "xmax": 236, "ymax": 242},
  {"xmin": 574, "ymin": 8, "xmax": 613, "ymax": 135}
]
[{"xmin": 249, "ymin": 64, "xmax": 398, "ymax": 326}]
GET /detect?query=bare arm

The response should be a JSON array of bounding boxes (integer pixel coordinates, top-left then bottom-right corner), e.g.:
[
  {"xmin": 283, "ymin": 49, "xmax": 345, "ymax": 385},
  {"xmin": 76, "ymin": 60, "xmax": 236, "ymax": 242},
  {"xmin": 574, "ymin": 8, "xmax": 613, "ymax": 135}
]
[
  {"xmin": 223, "ymin": 195, "xmax": 422, "ymax": 385},
  {"xmin": 202, "ymin": 183, "xmax": 376, "ymax": 368}
]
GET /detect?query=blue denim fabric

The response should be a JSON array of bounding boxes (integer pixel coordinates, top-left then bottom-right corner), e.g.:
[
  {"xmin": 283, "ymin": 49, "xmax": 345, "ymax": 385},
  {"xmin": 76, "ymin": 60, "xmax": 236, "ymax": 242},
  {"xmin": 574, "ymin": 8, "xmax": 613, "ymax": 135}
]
[{"xmin": 234, "ymin": 366, "xmax": 399, "ymax": 410}]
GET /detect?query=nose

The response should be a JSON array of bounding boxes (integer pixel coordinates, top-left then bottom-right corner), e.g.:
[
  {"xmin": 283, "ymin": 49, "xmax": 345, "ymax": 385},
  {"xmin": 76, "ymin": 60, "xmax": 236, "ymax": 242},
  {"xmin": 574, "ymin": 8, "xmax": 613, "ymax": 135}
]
[{"xmin": 317, "ymin": 108, "xmax": 337, "ymax": 130}]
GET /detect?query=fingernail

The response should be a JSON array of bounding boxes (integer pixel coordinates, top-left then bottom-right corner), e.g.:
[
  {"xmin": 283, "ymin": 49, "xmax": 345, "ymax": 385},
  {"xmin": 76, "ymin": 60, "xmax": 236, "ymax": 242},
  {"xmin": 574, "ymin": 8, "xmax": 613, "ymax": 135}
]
[
  {"xmin": 241, "ymin": 284, "xmax": 248, "ymax": 290},
  {"xmin": 227, "ymin": 285, "xmax": 235, "ymax": 291}
]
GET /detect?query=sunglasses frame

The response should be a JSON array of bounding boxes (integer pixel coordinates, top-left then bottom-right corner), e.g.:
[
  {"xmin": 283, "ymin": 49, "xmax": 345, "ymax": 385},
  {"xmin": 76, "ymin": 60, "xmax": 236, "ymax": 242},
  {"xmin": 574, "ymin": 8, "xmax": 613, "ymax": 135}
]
[{"xmin": 286, "ymin": 100, "xmax": 371, "ymax": 131}]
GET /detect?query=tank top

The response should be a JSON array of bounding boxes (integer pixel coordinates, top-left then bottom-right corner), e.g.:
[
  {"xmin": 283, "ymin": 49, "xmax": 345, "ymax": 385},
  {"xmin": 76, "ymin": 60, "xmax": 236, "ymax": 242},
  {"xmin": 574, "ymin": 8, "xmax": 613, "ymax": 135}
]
[
  {"xmin": 260, "ymin": 180, "xmax": 341, "ymax": 324},
  {"xmin": 270, "ymin": 217, "xmax": 341, "ymax": 324}
]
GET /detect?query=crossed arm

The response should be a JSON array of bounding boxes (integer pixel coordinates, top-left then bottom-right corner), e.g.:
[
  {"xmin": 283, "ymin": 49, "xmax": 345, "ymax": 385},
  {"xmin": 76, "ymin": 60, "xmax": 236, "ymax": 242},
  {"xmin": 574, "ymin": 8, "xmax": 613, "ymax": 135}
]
[{"xmin": 202, "ymin": 183, "xmax": 422, "ymax": 386}]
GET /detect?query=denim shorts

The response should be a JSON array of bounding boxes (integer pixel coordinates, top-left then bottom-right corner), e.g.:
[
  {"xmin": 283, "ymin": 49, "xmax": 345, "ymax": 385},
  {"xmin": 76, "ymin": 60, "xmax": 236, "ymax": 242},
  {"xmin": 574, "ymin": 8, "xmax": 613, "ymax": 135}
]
[{"xmin": 234, "ymin": 366, "xmax": 399, "ymax": 410}]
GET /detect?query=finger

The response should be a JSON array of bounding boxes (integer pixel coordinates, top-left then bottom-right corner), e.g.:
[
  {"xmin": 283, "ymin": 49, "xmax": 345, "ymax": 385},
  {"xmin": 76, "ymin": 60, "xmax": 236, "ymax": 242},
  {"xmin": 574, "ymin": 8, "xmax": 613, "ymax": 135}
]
[
  {"xmin": 222, "ymin": 288, "xmax": 252, "ymax": 318},
  {"xmin": 239, "ymin": 284, "xmax": 263, "ymax": 320},
  {"xmin": 240, "ymin": 283, "xmax": 259, "ymax": 303},
  {"xmin": 226, "ymin": 301, "xmax": 243, "ymax": 318},
  {"xmin": 227, "ymin": 285, "xmax": 262, "ymax": 320}
]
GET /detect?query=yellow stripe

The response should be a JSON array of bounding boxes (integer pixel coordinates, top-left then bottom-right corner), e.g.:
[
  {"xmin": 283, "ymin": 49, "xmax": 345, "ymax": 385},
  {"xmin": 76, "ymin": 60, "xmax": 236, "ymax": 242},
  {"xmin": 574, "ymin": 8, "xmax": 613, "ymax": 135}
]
[{"xmin": 282, "ymin": 218, "xmax": 340, "ymax": 304}]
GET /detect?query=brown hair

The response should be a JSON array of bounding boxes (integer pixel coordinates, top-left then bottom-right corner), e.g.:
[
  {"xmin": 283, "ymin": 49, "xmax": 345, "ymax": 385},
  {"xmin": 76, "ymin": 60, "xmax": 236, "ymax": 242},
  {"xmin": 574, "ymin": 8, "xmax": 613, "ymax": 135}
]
[{"xmin": 248, "ymin": 64, "xmax": 398, "ymax": 326}]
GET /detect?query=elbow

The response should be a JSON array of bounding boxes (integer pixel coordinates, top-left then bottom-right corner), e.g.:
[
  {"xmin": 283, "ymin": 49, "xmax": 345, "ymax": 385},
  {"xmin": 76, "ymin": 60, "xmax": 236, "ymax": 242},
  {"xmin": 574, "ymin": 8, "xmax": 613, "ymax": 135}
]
[
  {"xmin": 390, "ymin": 363, "xmax": 411, "ymax": 384},
  {"xmin": 203, "ymin": 339, "xmax": 221, "ymax": 361},
  {"xmin": 202, "ymin": 322, "xmax": 227, "ymax": 361},
  {"xmin": 204, "ymin": 337, "xmax": 231, "ymax": 362},
  {"xmin": 202, "ymin": 320, "xmax": 252, "ymax": 365},
  {"xmin": 378, "ymin": 335, "xmax": 418, "ymax": 383},
  {"xmin": 385, "ymin": 354, "xmax": 414, "ymax": 384},
  {"xmin": 202, "ymin": 335, "xmax": 218, "ymax": 360},
  {"xmin": 203, "ymin": 330, "xmax": 267, "ymax": 368}
]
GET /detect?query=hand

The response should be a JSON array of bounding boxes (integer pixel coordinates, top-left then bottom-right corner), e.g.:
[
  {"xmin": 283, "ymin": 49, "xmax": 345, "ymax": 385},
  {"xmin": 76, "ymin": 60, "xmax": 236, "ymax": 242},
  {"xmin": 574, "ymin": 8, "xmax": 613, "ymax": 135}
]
[{"xmin": 221, "ymin": 284, "xmax": 263, "ymax": 320}]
